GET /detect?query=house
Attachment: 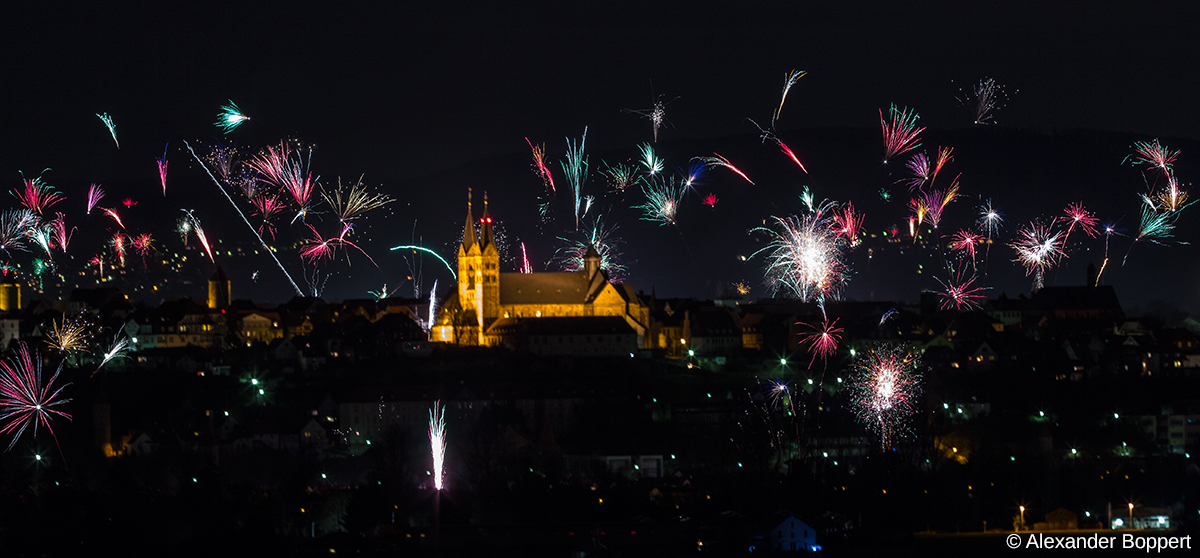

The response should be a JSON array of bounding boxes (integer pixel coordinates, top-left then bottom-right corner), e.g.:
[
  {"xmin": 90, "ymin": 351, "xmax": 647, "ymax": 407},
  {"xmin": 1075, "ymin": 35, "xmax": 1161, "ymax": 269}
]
[
  {"xmin": 1045, "ymin": 507, "xmax": 1078, "ymax": 530},
  {"xmin": 765, "ymin": 515, "xmax": 819, "ymax": 552}
]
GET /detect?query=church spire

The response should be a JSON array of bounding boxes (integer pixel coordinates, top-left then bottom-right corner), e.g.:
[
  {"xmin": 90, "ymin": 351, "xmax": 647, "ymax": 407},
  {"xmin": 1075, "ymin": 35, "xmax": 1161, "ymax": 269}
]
[
  {"xmin": 461, "ymin": 188, "xmax": 477, "ymax": 250},
  {"xmin": 480, "ymin": 190, "xmax": 496, "ymax": 249}
]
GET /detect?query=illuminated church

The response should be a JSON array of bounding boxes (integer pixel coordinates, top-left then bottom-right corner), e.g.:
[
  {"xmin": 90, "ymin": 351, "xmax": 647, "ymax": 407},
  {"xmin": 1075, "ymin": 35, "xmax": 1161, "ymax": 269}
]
[{"xmin": 432, "ymin": 192, "xmax": 651, "ymax": 349}]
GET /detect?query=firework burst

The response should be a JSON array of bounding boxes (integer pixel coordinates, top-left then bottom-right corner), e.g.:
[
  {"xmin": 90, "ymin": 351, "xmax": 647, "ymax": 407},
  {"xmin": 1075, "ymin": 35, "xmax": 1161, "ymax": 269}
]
[
  {"xmin": 96, "ymin": 112, "xmax": 119, "ymax": 148},
  {"xmin": 638, "ymin": 143, "xmax": 663, "ymax": 176},
  {"xmin": 831, "ymin": 202, "xmax": 865, "ymax": 247},
  {"xmin": 429, "ymin": 401, "xmax": 447, "ymax": 490},
  {"xmin": 772, "ymin": 69, "xmax": 808, "ymax": 125},
  {"xmin": 948, "ymin": 229, "xmax": 985, "ymax": 261},
  {"xmin": 879, "ymin": 104, "xmax": 925, "ymax": 163},
  {"xmin": 560, "ymin": 128, "xmax": 590, "ymax": 230},
  {"xmin": 86, "ymin": 183, "xmax": 104, "ymax": 215},
  {"xmin": 624, "ymin": 95, "xmax": 676, "ymax": 142},
  {"xmin": 635, "ymin": 177, "xmax": 686, "ymax": 227},
  {"xmin": 847, "ymin": 343, "xmax": 923, "ymax": 450},
  {"xmin": 799, "ymin": 317, "xmax": 843, "ymax": 367},
  {"xmin": 555, "ymin": 215, "xmax": 627, "ymax": 281},
  {"xmin": 751, "ymin": 210, "xmax": 849, "ymax": 303},
  {"xmin": 703, "ymin": 193, "xmax": 718, "ymax": 207},
  {"xmin": 1010, "ymin": 221, "xmax": 1064, "ymax": 290},
  {"xmin": 601, "ymin": 161, "xmax": 638, "ymax": 192},
  {"xmin": 934, "ymin": 270, "xmax": 987, "ymax": 310},
  {"xmin": 215, "ymin": 100, "xmax": 250, "ymax": 134},
  {"xmin": 525, "ymin": 137, "xmax": 556, "ymax": 193},
  {"xmin": 1060, "ymin": 201, "xmax": 1100, "ymax": 241},
  {"xmin": 93, "ymin": 336, "xmax": 130, "ymax": 376},
  {"xmin": 322, "ymin": 175, "xmax": 393, "ymax": 223},
  {"xmin": 0, "ymin": 343, "xmax": 72, "ymax": 451},
  {"xmin": 157, "ymin": 146, "xmax": 169, "ymax": 196},
  {"xmin": 956, "ymin": 77, "xmax": 1008, "ymax": 125},
  {"xmin": 13, "ymin": 175, "xmax": 64, "ymax": 215},
  {"xmin": 249, "ymin": 140, "xmax": 318, "ymax": 221},
  {"xmin": 45, "ymin": 313, "xmax": 96, "ymax": 355}
]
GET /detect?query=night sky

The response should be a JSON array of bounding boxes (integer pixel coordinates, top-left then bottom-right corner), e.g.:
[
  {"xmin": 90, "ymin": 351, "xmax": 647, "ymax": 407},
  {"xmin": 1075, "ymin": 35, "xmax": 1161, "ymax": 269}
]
[{"xmin": 3, "ymin": 2, "xmax": 1198, "ymax": 312}]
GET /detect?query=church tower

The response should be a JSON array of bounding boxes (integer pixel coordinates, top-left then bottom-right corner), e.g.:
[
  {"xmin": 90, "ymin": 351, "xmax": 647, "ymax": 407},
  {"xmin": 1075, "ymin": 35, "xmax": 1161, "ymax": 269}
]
[
  {"xmin": 478, "ymin": 192, "xmax": 501, "ymax": 323},
  {"xmin": 457, "ymin": 189, "xmax": 483, "ymax": 343},
  {"xmin": 208, "ymin": 266, "xmax": 231, "ymax": 309}
]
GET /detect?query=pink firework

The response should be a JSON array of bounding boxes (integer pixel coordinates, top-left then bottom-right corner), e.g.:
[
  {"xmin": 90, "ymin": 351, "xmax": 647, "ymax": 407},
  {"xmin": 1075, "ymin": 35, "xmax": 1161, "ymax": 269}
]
[
  {"xmin": 48, "ymin": 213, "xmax": 74, "ymax": 252},
  {"xmin": 248, "ymin": 140, "xmax": 317, "ymax": 219},
  {"xmin": 777, "ymin": 140, "xmax": 808, "ymax": 173},
  {"xmin": 932, "ymin": 146, "xmax": 954, "ymax": 184},
  {"xmin": 848, "ymin": 343, "xmax": 922, "ymax": 450},
  {"xmin": 251, "ymin": 194, "xmax": 285, "ymax": 240},
  {"xmin": 904, "ymin": 152, "xmax": 931, "ymax": 190},
  {"xmin": 935, "ymin": 270, "xmax": 987, "ymax": 310},
  {"xmin": 1060, "ymin": 202, "xmax": 1099, "ymax": 240},
  {"xmin": 0, "ymin": 343, "xmax": 72, "ymax": 450},
  {"xmin": 157, "ymin": 146, "xmax": 169, "ymax": 196},
  {"xmin": 86, "ymin": 184, "xmax": 105, "ymax": 215},
  {"xmin": 13, "ymin": 177, "xmax": 63, "ymax": 215},
  {"xmin": 799, "ymin": 317, "xmax": 843, "ymax": 367},
  {"xmin": 519, "ymin": 242, "xmax": 532, "ymax": 274},
  {"xmin": 948, "ymin": 229, "xmax": 985, "ymax": 260},
  {"xmin": 702, "ymin": 193, "xmax": 718, "ymax": 207},
  {"xmin": 879, "ymin": 104, "xmax": 925, "ymax": 163},
  {"xmin": 131, "ymin": 233, "xmax": 154, "ymax": 257},
  {"xmin": 122, "ymin": 198, "xmax": 137, "ymax": 208},
  {"xmin": 111, "ymin": 233, "xmax": 127, "ymax": 267},
  {"xmin": 698, "ymin": 153, "xmax": 754, "ymax": 184},
  {"xmin": 1010, "ymin": 221, "xmax": 1065, "ymax": 291},
  {"xmin": 101, "ymin": 208, "xmax": 125, "ymax": 229},
  {"xmin": 832, "ymin": 202, "xmax": 865, "ymax": 247},
  {"xmin": 300, "ymin": 224, "xmax": 336, "ymax": 263},
  {"xmin": 525, "ymin": 137, "xmax": 556, "ymax": 193},
  {"xmin": 1127, "ymin": 139, "xmax": 1179, "ymax": 175}
]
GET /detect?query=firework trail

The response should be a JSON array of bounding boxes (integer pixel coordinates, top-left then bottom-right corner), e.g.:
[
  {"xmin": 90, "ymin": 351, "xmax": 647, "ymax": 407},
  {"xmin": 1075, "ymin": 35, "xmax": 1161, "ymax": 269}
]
[
  {"xmin": 425, "ymin": 280, "xmax": 438, "ymax": 336},
  {"xmin": 750, "ymin": 210, "xmax": 849, "ymax": 304},
  {"xmin": 934, "ymin": 269, "xmax": 987, "ymax": 310},
  {"xmin": 96, "ymin": 113, "xmax": 119, "ymax": 148},
  {"xmin": 695, "ymin": 153, "xmax": 754, "ymax": 184},
  {"xmin": 178, "ymin": 209, "xmax": 215, "ymax": 263},
  {"xmin": 45, "ymin": 313, "xmax": 96, "ymax": 355},
  {"xmin": 831, "ymin": 202, "xmax": 864, "ymax": 247},
  {"xmin": 0, "ymin": 343, "xmax": 72, "ymax": 451},
  {"xmin": 847, "ymin": 343, "xmax": 922, "ymax": 450},
  {"xmin": 956, "ymin": 77, "xmax": 1008, "ymax": 124},
  {"xmin": 703, "ymin": 193, "xmax": 718, "ymax": 207},
  {"xmin": 1155, "ymin": 175, "xmax": 1191, "ymax": 213},
  {"xmin": 86, "ymin": 184, "xmax": 104, "ymax": 215},
  {"xmin": 683, "ymin": 159, "xmax": 709, "ymax": 188},
  {"xmin": 601, "ymin": 161, "xmax": 638, "ymax": 192},
  {"xmin": 302, "ymin": 223, "xmax": 379, "ymax": 268},
  {"xmin": 623, "ymin": 95, "xmax": 675, "ymax": 142},
  {"xmin": 48, "ymin": 213, "xmax": 74, "ymax": 252},
  {"xmin": 249, "ymin": 140, "xmax": 318, "ymax": 222},
  {"xmin": 639, "ymin": 143, "xmax": 664, "ymax": 176},
  {"xmin": 429, "ymin": 401, "xmax": 447, "ymax": 490},
  {"xmin": 157, "ymin": 145, "xmax": 169, "ymax": 196},
  {"xmin": 389, "ymin": 245, "xmax": 457, "ymax": 279},
  {"xmin": 101, "ymin": 208, "xmax": 124, "ymax": 229},
  {"xmin": 322, "ymin": 175, "xmax": 393, "ymax": 223},
  {"xmin": 524, "ymin": 138, "xmax": 556, "ymax": 193},
  {"xmin": 519, "ymin": 242, "xmax": 532, "ymax": 274},
  {"xmin": 932, "ymin": 146, "xmax": 954, "ymax": 184},
  {"xmin": 554, "ymin": 215, "xmax": 627, "ymax": 281},
  {"xmin": 799, "ymin": 317, "xmax": 843, "ymax": 367},
  {"xmin": 111, "ymin": 232, "xmax": 128, "ymax": 267},
  {"xmin": 1095, "ymin": 223, "xmax": 1124, "ymax": 285},
  {"xmin": 92, "ymin": 336, "xmax": 129, "ymax": 376},
  {"xmin": 879, "ymin": 104, "xmax": 925, "ymax": 163},
  {"xmin": 772, "ymin": 69, "xmax": 808, "ymax": 126},
  {"xmin": 185, "ymin": 141, "xmax": 303, "ymax": 295},
  {"xmin": 916, "ymin": 177, "xmax": 960, "ymax": 230},
  {"xmin": 215, "ymin": 100, "xmax": 250, "ymax": 134},
  {"xmin": 1010, "ymin": 221, "xmax": 1064, "ymax": 290},
  {"xmin": 749, "ymin": 119, "xmax": 809, "ymax": 173},
  {"xmin": 560, "ymin": 128, "xmax": 589, "ymax": 230},
  {"xmin": 801, "ymin": 187, "xmax": 815, "ymax": 213},
  {"xmin": 879, "ymin": 307, "xmax": 899, "ymax": 326},
  {"xmin": 13, "ymin": 175, "xmax": 64, "ymax": 216},
  {"xmin": 635, "ymin": 177, "xmax": 686, "ymax": 227},
  {"xmin": 30, "ymin": 227, "xmax": 54, "ymax": 260}
]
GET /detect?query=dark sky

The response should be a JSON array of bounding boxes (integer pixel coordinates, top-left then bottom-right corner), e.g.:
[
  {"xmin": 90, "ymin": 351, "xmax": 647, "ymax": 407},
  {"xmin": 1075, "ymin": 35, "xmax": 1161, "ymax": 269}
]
[{"xmin": 2, "ymin": 2, "xmax": 1198, "ymax": 312}]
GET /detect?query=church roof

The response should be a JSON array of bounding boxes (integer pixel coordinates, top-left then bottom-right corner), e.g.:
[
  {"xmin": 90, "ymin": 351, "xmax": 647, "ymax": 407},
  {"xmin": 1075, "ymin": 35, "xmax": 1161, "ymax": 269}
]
[{"xmin": 498, "ymin": 272, "xmax": 591, "ymax": 304}]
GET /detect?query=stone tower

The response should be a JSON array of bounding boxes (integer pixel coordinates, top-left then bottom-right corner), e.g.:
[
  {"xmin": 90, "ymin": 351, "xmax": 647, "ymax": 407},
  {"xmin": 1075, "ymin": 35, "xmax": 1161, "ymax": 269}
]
[
  {"xmin": 478, "ymin": 192, "xmax": 501, "ymax": 323},
  {"xmin": 208, "ymin": 266, "xmax": 231, "ymax": 309}
]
